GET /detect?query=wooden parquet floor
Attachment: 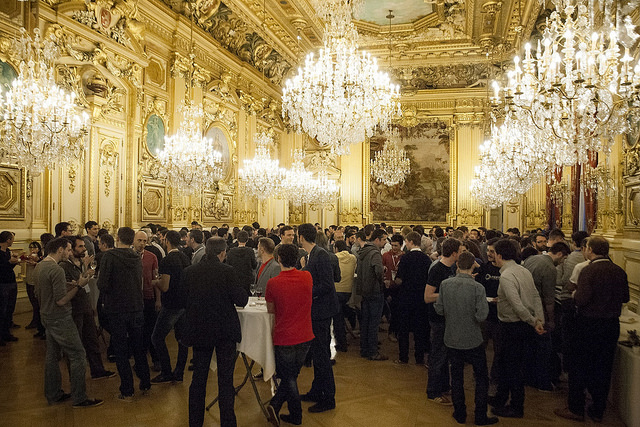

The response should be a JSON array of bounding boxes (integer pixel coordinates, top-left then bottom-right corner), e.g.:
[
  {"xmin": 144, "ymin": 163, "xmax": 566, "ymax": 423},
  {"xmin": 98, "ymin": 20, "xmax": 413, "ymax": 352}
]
[{"xmin": 0, "ymin": 310, "xmax": 626, "ymax": 427}]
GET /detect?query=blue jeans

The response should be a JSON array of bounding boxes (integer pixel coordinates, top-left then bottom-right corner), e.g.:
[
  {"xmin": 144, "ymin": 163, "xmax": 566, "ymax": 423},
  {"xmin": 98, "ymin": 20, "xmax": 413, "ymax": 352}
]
[
  {"xmin": 189, "ymin": 341, "xmax": 237, "ymax": 427},
  {"xmin": 108, "ymin": 311, "xmax": 150, "ymax": 396},
  {"xmin": 271, "ymin": 341, "xmax": 312, "ymax": 422},
  {"xmin": 360, "ymin": 294, "xmax": 384, "ymax": 358},
  {"xmin": 41, "ymin": 314, "xmax": 88, "ymax": 405},
  {"xmin": 152, "ymin": 307, "xmax": 189, "ymax": 377},
  {"xmin": 427, "ymin": 321, "xmax": 450, "ymax": 398},
  {"xmin": 449, "ymin": 345, "xmax": 490, "ymax": 421}
]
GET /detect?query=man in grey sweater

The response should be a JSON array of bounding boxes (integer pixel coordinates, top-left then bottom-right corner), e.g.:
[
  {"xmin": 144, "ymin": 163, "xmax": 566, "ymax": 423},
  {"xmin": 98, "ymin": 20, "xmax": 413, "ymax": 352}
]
[
  {"xmin": 35, "ymin": 237, "xmax": 103, "ymax": 408},
  {"xmin": 435, "ymin": 252, "xmax": 497, "ymax": 426}
]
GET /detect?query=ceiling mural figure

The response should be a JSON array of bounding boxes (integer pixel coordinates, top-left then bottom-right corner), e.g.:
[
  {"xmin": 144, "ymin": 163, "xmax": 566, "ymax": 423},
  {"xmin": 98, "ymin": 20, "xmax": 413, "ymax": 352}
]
[{"xmin": 161, "ymin": 0, "xmax": 291, "ymax": 84}]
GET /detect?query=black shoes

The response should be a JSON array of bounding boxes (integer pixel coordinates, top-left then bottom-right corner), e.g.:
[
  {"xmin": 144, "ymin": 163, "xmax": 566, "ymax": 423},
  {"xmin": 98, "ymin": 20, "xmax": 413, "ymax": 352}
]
[
  {"xmin": 453, "ymin": 413, "xmax": 467, "ymax": 424},
  {"xmin": 91, "ymin": 370, "xmax": 117, "ymax": 380},
  {"xmin": 300, "ymin": 393, "xmax": 321, "ymax": 403},
  {"xmin": 73, "ymin": 398, "xmax": 104, "ymax": 408},
  {"xmin": 279, "ymin": 414, "xmax": 302, "ymax": 425},
  {"xmin": 53, "ymin": 393, "xmax": 72, "ymax": 404},
  {"xmin": 308, "ymin": 400, "xmax": 336, "ymax": 413},
  {"xmin": 151, "ymin": 373, "xmax": 174, "ymax": 384},
  {"xmin": 368, "ymin": 353, "xmax": 388, "ymax": 361},
  {"xmin": 491, "ymin": 405, "xmax": 523, "ymax": 418},
  {"xmin": 475, "ymin": 416, "xmax": 499, "ymax": 425}
]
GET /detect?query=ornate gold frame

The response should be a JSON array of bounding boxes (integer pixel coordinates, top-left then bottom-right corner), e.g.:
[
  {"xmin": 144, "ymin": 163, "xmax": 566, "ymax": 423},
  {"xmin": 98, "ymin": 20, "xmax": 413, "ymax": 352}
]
[{"xmin": 362, "ymin": 115, "xmax": 457, "ymax": 227}]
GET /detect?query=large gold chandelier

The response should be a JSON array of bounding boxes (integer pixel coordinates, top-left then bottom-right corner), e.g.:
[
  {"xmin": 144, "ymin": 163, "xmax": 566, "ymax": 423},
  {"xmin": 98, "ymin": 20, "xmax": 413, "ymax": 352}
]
[
  {"xmin": 370, "ymin": 128, "xmax": 410, "ymax": 186},
  {"xmin": 157, "ymin": 99, "xmax": 222, "ymax": 195},
  {"xmin": 281, "ymin": 0, "xmax": 401, "ymax": 156},
  {"xmin": 0, "ymin": 28, "xmax": 89, "ymax": 175},
  {"xmin": 238, "ymin": 132, "xmax": 285, "ymax": 200},
  {"xmin": 490, "ymin": 0, "xmax": 640, "ymax": 168}
]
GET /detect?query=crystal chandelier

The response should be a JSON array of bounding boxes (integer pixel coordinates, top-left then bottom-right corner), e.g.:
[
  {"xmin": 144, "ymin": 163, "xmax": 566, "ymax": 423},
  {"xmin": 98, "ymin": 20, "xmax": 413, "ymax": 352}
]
[
  {"xmin": 0, "ymin": 28, "xmax": 90, "ymax": 175},
  {"xmin": 282, "ymin": 0, "xmax": 401, "ymax": 156},
  {"xmin": 370, "ymin": 128, "xmax": 410, "ymax": 186},
  {"xmin": 238, "ymin": 132, "xmax": 285, "ymax": 200},
  {"xmin": 157, "ymin": 100, "xmax": 222, "ymax": 195},
  {"xmin": 490, "ymin": 0, "xmax": 640, "ymax": 168},
  {"xmin": 471, "ymin": 114, "xmax": 548, "ymax": 208},
  {"xmin": 309, "ymin": 167, "xmax": 340, "ymax": 209},
  {"xmin": 280, "ymin": 149, "xmax": 317, "ymax": 205}
]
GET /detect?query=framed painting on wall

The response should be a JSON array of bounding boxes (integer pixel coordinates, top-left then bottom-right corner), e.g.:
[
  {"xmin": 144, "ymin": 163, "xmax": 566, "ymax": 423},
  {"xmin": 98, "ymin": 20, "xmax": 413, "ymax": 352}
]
[
  {"xmin": 205, "ymin": 125, "xmax": 232, "ymax": 180},
  {"xmin": 145, "ymin": 114, "xmax": 166, "ymax": 157},
  {"xmin": 367, "ymin": 120, "xmax": 454, "ymax": 224}
]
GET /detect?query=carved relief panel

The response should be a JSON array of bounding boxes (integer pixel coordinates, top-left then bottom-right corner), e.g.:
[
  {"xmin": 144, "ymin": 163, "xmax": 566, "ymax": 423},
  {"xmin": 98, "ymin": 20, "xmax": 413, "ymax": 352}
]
[{"xmin": 0, "ymin": 166, "xmax": 25, "ymax": 220}]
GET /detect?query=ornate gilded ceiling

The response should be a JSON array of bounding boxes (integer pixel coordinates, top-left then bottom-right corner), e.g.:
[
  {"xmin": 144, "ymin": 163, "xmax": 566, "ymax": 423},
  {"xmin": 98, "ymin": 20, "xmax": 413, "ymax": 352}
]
[{"xmin": 30, "ymin": 0, "xmax": 542, "ymax": 89}]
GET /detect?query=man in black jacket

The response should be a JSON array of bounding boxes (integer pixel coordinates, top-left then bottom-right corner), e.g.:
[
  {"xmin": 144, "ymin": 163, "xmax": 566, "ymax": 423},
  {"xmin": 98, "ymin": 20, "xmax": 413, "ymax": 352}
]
[
  {"xmin": 225, "ymin": 230, "xmax": 257, "ymax": 295},
  {"xmin": 298, "ymin": 223, "xmax": 340, "ymax": 413},
  {"xmin": 97, "ymin": 227, "xmax": 150, "ymax": 401},
  {"xmin": 183, "ymin": 237, "xmax": 248, "ymax": 427}
]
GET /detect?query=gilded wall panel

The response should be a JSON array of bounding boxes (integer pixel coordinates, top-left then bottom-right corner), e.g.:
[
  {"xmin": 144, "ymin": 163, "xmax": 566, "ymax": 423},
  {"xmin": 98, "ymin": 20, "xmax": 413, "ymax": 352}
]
[
  {"xmin": 0, "ymin": 166, "xmax": 24, "ymax": 220},
  {"xmin": 141, "ymin": 179, "xmax": 167, "ymax": 222}
]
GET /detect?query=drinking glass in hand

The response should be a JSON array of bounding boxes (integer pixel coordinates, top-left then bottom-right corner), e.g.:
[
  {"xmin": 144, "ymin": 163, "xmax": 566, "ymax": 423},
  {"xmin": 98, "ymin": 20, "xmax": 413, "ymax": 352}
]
[{"xmin": 89, "ymin": 260, "xmax": 98, "ymax": 270}]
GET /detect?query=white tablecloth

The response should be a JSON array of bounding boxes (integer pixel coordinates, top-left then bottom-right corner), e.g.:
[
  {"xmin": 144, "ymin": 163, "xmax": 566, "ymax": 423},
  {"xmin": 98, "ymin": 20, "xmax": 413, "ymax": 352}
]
[
  {"xmin": 237, "ymin": 299, "xmax": 276, "ymax": 381},
  {"xmin": 612, "ymin": 319, "xmax": 640, "ymax": 427},
  {"xmin": 210, "ymin": 298, "xmax": 275, "ymax": 382}
]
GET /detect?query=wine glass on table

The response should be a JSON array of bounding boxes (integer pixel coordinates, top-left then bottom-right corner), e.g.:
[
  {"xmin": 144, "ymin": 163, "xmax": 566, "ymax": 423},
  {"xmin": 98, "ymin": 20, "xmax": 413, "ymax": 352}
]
[{"xmin": 250, "ymin": 283, "xmax": 257, "ymax": 297}]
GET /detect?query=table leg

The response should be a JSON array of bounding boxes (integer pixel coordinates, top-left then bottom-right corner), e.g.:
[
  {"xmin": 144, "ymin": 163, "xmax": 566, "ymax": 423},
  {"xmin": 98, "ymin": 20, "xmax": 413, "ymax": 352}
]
[
  {"xmin": 206, "ymin": 352, "xmax": 249, "ymax": 411},
  {"xmin": 206, "ymin": 352, "xmax": 269, "ymax": 421}
]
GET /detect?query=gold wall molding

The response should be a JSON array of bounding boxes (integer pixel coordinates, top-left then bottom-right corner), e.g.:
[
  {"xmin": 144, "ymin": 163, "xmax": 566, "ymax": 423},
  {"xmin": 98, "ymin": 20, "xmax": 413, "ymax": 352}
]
[
  {"xmin": 339, "ymin": 207, "xmax": 362, "ymax": 225},
  {"xmin": 100, "ymin": 139, "xmax": 119, "ymax": 197},
  {"xmin": 68, "ymin": 166, "xmax": 77, "ymax": 194},
  {"xmin": 0, "ymin": 165, "xmax": 25, "ymax": 220}
]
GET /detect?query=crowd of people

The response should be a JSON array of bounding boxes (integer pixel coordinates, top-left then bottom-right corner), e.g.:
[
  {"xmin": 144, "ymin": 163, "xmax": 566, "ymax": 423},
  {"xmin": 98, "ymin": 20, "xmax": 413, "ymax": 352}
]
[{"xmin": 0, "ymin": 220, "xmax": 630, "ymax": 426}]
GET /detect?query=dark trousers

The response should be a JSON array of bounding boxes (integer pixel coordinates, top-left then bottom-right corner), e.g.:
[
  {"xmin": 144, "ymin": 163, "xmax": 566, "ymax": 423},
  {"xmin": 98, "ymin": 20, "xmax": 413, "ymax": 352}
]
[
  {"xmin": 108, "ymin": 311, "xmax": 150, "ymax": 396},
  {"xmin": 481, "ymin": 318, "xmax": 500, "ymax": 381},
  {"xmin": 387, "ymin": 288, "xmax": 400, "ymax": 336},
  {"xmin": 449, "ymin": 345, "xmax": 490, "ymax": 421},
  {"xmin": 360, "ymin": 294, "xmax": 384, "ymax": 358},
  {"xmin": 143, "ymin": 299, "xmax": 159, "ymax": 363},
  {"xmin": 0, "ymin": 282, "xmax": 17, "ymax": 339},
  {"xmin": 567, "ymin": 316, "xmax": 619, "ymax": 419},
  {"xmin": 26, "ymin": 284, "xmax": 44, "ymax": 333},
  {"xmin": 427, "ymin": 321, "xmax": 450, "ymax": 398},
  {"xmin": 189, "ymin": 341, "xmax": 237, "ymax": 427},
  {"xmin": 270, "ymin": 341, "xmax": 312, "ymax": 422},
  {"xmin": 73, "ymin": 311, "xmax": 106, "ymax": 377},
  {"xmin": 494, "ymin": 321, "xmax": 532, "ymax": 412},
  {"xmin": 333, "ymin": 292, "xmax": 351, "ymax": 350},
  {"xmin": 151, "ymin": 307, "xmax": 188, "ymax": 377},
  {"xmin": 308, "ymin": 317, "xmax": 336, "ymax": 403},
  {"xmin": 524, "ymin": 331, "xmax": 553, "ymax": 390},
  {"xmin": 397, "ymin": 299, "xmax": 429, "ymax": 364},
  {"xmin": 559, "ymin": 299, "xmax": 576, "ymax": 371}
]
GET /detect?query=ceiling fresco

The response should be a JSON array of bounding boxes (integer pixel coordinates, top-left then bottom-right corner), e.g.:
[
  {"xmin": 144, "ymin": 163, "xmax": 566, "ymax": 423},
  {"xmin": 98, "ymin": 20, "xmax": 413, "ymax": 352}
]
[{"xmin": 356, "ymin": 0, "xmax": 433, "ymax": 26}]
